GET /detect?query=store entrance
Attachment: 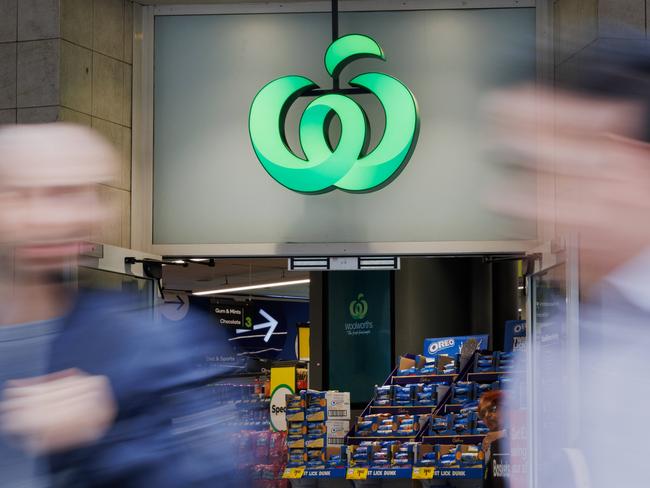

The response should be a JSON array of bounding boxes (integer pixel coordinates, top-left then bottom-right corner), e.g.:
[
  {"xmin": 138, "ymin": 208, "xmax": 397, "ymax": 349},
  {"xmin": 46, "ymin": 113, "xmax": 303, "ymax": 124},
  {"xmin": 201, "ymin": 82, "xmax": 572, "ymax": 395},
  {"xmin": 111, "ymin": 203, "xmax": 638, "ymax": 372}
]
[{"xmin": 145, "ymin": 254, "xmax": 527, "ymax": 488}]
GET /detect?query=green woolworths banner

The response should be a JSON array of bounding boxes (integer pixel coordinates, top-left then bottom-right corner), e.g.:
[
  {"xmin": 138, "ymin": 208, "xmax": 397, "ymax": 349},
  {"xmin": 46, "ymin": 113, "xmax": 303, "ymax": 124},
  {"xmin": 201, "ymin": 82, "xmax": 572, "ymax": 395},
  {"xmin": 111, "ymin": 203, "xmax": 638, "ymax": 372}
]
[{"xmin": 328, "ymin": 271, "xmax": 392, "ymax": 404}]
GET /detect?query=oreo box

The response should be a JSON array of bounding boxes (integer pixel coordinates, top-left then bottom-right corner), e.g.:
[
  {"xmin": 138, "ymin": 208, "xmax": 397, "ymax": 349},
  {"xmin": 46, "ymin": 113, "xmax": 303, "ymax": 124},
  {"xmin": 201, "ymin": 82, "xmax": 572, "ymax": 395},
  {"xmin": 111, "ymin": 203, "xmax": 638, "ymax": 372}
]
[
  {"xmin": 326, "ymin": 420, "xmax": 351, "ymax": 445},
  {"xmin": 306, "ymin": 406, "xmax": 327, "ymax": 422},
  {"xmin": 305, "ymin": 434, "xmax": 327, "ymax": 449},
  {"xmin": 326, "ymin": 391, "xmax": 351, "ymax": 420},
  {"xmin": 287, "ymin": 436, "xmax": 306, "ymax": 449},
  {"xmin": 286, "ymin": 407, "xmax": 306, "ymax": 422}
]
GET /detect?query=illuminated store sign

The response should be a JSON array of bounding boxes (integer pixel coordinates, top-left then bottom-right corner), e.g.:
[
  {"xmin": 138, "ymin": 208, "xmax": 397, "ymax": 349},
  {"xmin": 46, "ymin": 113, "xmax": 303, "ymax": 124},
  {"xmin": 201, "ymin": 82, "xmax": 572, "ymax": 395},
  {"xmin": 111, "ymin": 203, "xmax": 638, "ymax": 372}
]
[{"xmin": 249, "ymin": 34, "xmax": 419, "ymax": 193}]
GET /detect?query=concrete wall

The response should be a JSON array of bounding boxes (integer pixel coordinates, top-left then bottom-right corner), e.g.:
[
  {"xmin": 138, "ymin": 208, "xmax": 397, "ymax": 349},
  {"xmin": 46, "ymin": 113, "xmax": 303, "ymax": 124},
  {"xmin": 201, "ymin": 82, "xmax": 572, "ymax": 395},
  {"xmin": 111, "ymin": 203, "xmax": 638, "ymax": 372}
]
[
  {"xmin": 555, "ymin": 0, "xmax": 649, "ymax": 77},
  {"xmin": 534, "ymin": 0, "xmax": 649, "ymax": 269},
  {"xmin": 0, "ymin": 0, "xmax": 134, "ymax": 249}
]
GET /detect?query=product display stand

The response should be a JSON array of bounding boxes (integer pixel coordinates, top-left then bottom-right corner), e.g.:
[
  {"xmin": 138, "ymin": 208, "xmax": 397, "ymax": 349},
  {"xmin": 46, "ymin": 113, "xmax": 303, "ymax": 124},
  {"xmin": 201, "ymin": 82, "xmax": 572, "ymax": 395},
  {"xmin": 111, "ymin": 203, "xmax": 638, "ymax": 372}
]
[{"xmin": 285, "ymin": 349, "xmax": 517, "ymax": 487}]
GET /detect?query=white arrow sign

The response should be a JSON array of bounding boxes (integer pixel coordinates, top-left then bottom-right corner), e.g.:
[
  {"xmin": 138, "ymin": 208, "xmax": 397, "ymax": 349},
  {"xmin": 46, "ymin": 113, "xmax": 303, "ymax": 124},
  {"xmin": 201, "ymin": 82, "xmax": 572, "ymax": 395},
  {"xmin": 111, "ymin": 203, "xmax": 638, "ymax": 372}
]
[{"xmin": 235, "ymin": 309, "xmax": 278, "ymax": 343}]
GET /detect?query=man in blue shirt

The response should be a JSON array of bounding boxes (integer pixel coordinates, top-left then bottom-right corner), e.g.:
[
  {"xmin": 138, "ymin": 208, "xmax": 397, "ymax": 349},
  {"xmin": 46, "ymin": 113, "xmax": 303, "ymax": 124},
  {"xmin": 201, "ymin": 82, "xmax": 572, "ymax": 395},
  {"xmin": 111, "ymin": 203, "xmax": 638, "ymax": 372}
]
[{"xmin": 0, "ymin": 124, "xmax": 242, "ymax": 487}]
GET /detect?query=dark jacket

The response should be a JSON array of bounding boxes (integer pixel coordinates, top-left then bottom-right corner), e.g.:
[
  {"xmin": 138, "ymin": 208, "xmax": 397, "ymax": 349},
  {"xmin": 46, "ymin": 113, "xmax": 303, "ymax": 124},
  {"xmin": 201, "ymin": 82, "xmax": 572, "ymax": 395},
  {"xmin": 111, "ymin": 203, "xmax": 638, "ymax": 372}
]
[{"xmin": 46, "ymin": 291, "xmax": 245, "ymax": 487}]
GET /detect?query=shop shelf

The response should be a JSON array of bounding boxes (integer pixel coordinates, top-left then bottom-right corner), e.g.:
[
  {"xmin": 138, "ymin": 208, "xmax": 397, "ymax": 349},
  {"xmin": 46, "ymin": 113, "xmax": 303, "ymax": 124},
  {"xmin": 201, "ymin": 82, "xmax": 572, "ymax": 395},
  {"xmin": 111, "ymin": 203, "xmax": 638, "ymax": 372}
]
[
  {"xmin": 366, "ymin": 467, "xmax": 413, "ymax": 479},
  {"xmin": 368, "ymin": 405, "xmax": 436, "ymax": 415},
  {"xmin": 443, "ymin": 403, "xmax": 464, "ymax": 413},
  {"xmin": 421, "ymin": 434, "xmax": 486, "ymax": 445},
  {"xmin": 302, "ymin": 468, "xmax": 347, "ymax": 478},
  {"xmin": 346, "ymin": 434, "xmax": 420, "ymax": 445},
  {"xmin": 293, "ymin": 467, "xmax": 484, "ymax": 480},
  {"xmin": 425, "ymin": 467, "xmax": 484, "ymax": 480},
  {"xmin": 391, "ymin": 373, "xmax": 457, "ymax": 385},
  {"xmin": 467, "ymin": 371, "xmax": 510, "ymax": 382},
  {"xmin": 286, "ymin": 467, "xmax": 483, "ymax": 486}
]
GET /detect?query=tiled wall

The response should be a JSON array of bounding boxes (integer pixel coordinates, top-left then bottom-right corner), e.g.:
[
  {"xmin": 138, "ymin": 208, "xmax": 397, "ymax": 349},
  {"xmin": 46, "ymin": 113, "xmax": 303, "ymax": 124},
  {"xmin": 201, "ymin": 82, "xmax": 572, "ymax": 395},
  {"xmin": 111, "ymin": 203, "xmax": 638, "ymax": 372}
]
[
  {"xmin": 0, "ymin": 0, "xmax": 134, "ymax": 249},
  {"xmin": 555, "ymin": 0, "xmax": 650, "ymax": 80},
  {"xmin": 548, "ymin": 0, "xmax": 649, "ymax": 250}
]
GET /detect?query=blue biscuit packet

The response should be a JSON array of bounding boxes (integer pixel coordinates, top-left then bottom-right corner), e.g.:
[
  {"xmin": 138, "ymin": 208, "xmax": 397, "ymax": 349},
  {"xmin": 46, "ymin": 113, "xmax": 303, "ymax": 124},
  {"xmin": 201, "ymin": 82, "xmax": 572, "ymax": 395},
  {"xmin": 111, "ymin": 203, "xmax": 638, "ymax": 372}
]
[{"xmin": 398, "ymin": 367, "xmax": 418, "ymax": 376}]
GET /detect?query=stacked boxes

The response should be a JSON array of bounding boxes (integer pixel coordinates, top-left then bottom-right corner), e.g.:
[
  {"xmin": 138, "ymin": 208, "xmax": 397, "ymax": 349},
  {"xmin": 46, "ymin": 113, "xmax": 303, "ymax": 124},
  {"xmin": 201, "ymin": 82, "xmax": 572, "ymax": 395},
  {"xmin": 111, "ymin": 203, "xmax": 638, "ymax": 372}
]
[
  {"xmin": 355, "ymin": 413, "xmax": 428, "ymax": 437},
  {"xmin": 348, "ymin": 442, "xmax": 381, "ymax": 468},
  {"xmin": 396, "ymin": 354, "xmax": 459, "ymax": 376},
  {"xmin": 475, "ymin": 352, "xmax": 495, "ymax": 373},
  {"xmin": 326, "ymin": 420, "xmax": 351, "ymax": 446},
  {"xmin": 451, "ymin": 381, "xmax": 478, "ymax": 404},
  {"xmin": 391, "ymin": 442, "xmax": 418, "ymax": 467},
  {"xmin": 326, "ymin": 445, "xmax": 348, "ymax": 468},
  {"xmin": 393, "ymin": 385, "xmax": 414, "ymax": 406},
  {"xmin": 429, "ymin": 412, "xmax": 484, "ymax": 436},
  {"xmin": 474, "ymin": 351, "xmax": 515, "ymax": 373},
  {"xmin": 416, "ymin": 444, "xmax": 484, "ymax": 469},
  {"xmin": 369, "ymin": 441, "xmax": 394, "ymax": 468},
  {"xmin": 374, "ymin": 385, "xmax": 392, "ymax": 406},
  {"xmin": 285, "ymin": 390, "xmax": 351, "ymax": 468},
  {"xmin": 495, "ymin": 351, "xmax": 514, "ymax": 372},
  {"xmin": 372, "ymin": 383, "xmax": 448, "ymax": 407},
  {"xmin": 325, "ymin": 391, "xmax": 351, "ymax": 419},
  {"xmin": 347, "ymin": 441, "xmax": 418, "ymax": 468},
  {"xmin": 414, "ymin": 382, "xmax": 447, "ymax": 406}
]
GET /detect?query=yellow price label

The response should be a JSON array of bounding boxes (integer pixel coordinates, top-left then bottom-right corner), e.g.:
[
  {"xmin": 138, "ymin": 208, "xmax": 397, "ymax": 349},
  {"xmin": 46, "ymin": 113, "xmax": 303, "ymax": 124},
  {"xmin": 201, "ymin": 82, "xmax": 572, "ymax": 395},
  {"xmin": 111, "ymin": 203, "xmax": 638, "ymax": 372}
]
[
  {"xmin": 346, "ymin": 468, "xmax": 369, "ymax": 480},
  {"xmin": 282, "ymin": 467, "xmax": 305, "ymax": 479},
  {"xmin": 412, "ymin": 467, "xmax": 435, "ymax": 479}
]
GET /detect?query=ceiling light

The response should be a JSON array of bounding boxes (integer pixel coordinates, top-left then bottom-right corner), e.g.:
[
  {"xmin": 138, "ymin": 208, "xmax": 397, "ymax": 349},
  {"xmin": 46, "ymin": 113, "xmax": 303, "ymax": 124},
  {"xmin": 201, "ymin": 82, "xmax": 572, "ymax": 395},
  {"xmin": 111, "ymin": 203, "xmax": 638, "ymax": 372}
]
[
  {"xmin": 172, "ymin": 259, "xmax": 186, "ymax": 264},
  {"xmin": 190, "ymin": 258, "xmax": 210, "ymax": 262},
  {"xmin": 193, "ymin": 278, "xmax": 310, "ymax": 296}
]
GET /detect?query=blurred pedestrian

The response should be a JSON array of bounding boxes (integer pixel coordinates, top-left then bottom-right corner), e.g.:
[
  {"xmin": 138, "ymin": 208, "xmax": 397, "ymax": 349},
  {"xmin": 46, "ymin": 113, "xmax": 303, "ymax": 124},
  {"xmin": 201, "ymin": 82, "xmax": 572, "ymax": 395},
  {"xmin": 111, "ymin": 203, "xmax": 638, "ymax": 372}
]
[
  {"xmin": 0, "ymin": 124, "xmax": 242, "ymax": 487},
  {"xmin": 483, "ymin": 39, "xmax": 650, "ymax": 488}
]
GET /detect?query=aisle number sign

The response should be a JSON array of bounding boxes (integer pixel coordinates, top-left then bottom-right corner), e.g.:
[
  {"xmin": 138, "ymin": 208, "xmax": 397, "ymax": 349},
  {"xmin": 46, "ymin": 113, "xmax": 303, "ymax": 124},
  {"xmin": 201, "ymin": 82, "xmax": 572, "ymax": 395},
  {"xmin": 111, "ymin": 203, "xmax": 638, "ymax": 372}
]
[
  {"xmin": 412, "ymin": 467, "xmax": 436, "ymax": 479},
  {"xmin": 346, "ymin": 468, "xmax": 369, "ymax": 480},
  {"xmin": 249, "ymin": 34, "xmax": 419, "ymax": 194},
  {"xmin": 282, "ymin": 467, "xmax": 305, "ymax": 479}
]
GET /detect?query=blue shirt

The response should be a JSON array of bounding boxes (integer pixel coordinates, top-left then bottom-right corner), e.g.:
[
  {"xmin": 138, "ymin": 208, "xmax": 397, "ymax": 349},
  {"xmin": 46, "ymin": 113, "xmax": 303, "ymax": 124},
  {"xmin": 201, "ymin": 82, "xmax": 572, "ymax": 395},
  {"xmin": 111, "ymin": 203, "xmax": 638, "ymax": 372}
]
[{"xmin": 0, "ymin": 319, "xmax": 63, "ymax": 488}]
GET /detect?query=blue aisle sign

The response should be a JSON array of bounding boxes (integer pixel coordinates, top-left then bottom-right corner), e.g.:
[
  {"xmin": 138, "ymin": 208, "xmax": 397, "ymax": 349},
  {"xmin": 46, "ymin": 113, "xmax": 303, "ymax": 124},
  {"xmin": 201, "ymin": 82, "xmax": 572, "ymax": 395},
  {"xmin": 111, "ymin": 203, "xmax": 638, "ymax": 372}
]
[{"xmin": 424, "ymin": 335, "xmax": 489, "ymax": 359}]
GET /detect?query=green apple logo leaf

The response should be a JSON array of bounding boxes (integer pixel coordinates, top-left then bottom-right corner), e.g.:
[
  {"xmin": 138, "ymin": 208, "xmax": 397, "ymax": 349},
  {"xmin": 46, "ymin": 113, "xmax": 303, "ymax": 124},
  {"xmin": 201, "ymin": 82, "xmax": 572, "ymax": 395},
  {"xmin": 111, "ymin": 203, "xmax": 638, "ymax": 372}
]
[
  {"xmin": 249, "ymin": 34, "xmax": 419, "ymax": 193},
  {"xmin": 349, "ymin": 293, "xmax": 369, "ymax": 320}
]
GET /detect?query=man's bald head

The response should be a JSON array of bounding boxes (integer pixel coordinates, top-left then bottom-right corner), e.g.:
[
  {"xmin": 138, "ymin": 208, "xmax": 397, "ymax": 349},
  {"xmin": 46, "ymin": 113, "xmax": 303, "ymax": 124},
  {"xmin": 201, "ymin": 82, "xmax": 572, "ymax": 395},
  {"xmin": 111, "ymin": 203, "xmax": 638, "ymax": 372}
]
[
  {"xmin": 0, "ymin": 124, "xmax": 117, "ymax": 189},
  {"xmin": 0, "ymin": 124, "xmax": 119, "ymax": 278}
]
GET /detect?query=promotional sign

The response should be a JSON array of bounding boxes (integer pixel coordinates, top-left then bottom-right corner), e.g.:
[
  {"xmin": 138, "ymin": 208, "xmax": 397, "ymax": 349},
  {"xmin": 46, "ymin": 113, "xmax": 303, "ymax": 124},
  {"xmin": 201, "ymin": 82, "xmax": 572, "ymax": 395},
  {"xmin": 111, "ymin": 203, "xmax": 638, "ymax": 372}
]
[
  {"xmin": 270, "ymin": 366, "xmax": 296, "ymax": 432},
  {"xmin": 504, "ymin": 320, "xmax": 526, "ymax": 352},
  {"xmin": 249, "ymin": 34, "xmax": 419, "ymax": 194},
  {"xmin": 328, "ymin": 271, "xmax": 392, "ymax": 404},
  {"xmin": 297, "ymin": 324, "xmax": 310, "ymax": 361},
  {"xmin": 423, "ymin": 335, "xmax": 489, "ymax": 360},
  {"xmin": 213, "ymin": 304, "xmax": 245, "ymax": 328}
]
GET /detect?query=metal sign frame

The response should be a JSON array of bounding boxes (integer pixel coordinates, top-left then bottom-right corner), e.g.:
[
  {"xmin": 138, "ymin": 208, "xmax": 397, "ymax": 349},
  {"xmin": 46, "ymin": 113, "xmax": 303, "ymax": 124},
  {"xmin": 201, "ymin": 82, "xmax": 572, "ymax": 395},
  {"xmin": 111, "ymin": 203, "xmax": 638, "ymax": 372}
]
[{"xmin": 131, "ymin": 0, "xmax": 548, "ymax": 257}]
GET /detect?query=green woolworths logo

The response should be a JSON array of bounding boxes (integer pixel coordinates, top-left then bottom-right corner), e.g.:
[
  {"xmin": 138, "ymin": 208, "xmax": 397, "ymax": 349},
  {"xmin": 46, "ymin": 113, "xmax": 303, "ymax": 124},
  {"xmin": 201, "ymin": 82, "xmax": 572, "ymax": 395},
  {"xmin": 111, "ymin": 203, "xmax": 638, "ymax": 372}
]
[
  {"xmin": 349, "ymin": 293, "xmax": 369, "ymax": 320},
  {"xmin": 249, "ymin": 34, "xmax": 419, "ymax": 193}
]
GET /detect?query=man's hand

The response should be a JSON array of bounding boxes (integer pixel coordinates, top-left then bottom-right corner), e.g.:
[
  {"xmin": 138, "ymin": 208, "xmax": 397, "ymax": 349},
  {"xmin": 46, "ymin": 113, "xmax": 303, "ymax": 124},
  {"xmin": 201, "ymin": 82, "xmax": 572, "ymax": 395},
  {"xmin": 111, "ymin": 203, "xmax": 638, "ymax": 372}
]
[{"xmin": 0, "ymin": 369, "xmax": 117, "ymax": 454}]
